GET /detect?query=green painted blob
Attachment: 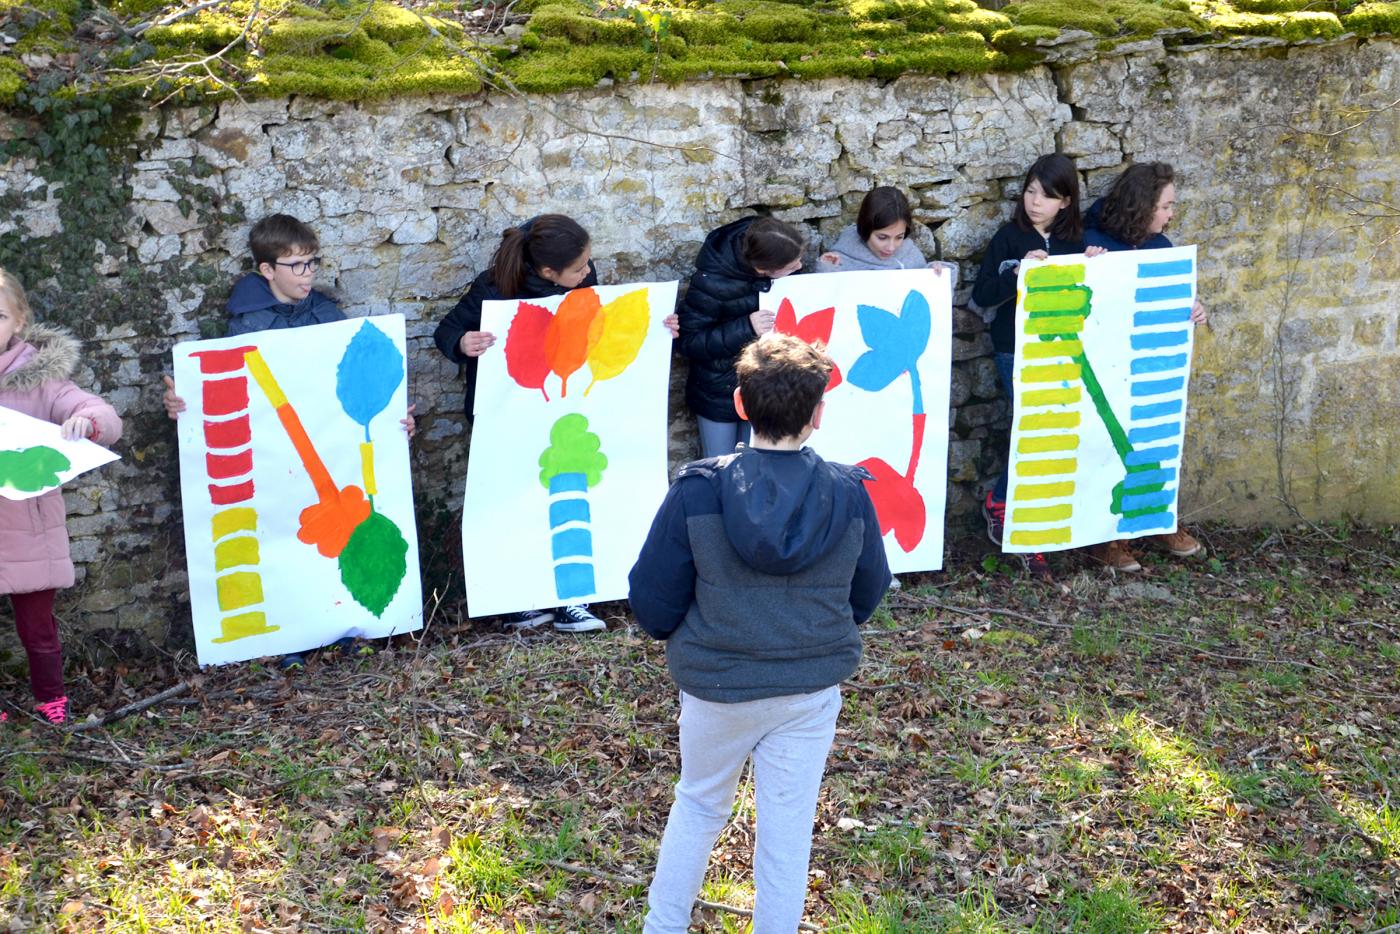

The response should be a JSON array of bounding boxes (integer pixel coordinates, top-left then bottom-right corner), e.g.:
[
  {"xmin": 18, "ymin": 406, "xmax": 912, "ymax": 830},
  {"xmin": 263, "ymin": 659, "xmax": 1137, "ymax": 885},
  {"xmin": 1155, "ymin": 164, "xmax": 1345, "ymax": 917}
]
[
  {"xmin": 538, "ymin": 413, "xmax": 608, "ymax": 489},
  {"xmin": 337, "ymin": 509, "xmax": 409, "ymax": 618},
  {"xmin": 0, "ymin": 446, "xmax": 72, "ymax": 493}
]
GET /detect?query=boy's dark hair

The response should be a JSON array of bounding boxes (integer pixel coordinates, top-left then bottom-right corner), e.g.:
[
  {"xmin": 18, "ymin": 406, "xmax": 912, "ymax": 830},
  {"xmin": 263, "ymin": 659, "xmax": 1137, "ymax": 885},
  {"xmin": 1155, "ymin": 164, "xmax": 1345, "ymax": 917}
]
[
  {"xmin": 1098, "ymin": 161, "xmax": 1175, "ymax": 247},
  {"xmin": 741, "ymin": 217, "xmax": 805, "ymax": 274},
  {"xmin": 1013, "ymin": 153, "xmax": 1084, "ymax": 242},
  {"xmin": 735, "ymin": 333, "xmax": 832, "ymax": 441},
  {"xmin": 249, "ymin": 214, "xmax": 320, "ymax": 268},
  {"xmin": 491, "ymin": 214, "xmax": 590, "ymax": 297},
  {"xmin": 856, "ymin": 186, "xmax": 913, "ymax": 241}
]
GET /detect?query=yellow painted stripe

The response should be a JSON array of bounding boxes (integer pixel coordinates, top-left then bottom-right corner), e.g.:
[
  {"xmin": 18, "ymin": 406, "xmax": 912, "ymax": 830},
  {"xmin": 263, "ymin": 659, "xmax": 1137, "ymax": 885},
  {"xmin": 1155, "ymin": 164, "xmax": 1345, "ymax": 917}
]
[
  {"xmin": 1022, "ymin": 339, "xmax": 1083, "ymax": 360},
  {"xmin": 1010, "ymin": 527, "xmax": 1073, "ymax": 546},
  {"xmin": 1023, "ymin": 387, "xmax": 1082, "ymax": 407},
  {"xmin": 1024, "ymin": 288, "xmax": 1089, "ymax": 314},
  {"xmin": 1021, "ymin": 363, "xmax": 1082, "ymax": 383},
  {"xmin": 1013, "ymin": 504, "xmax": 1073, "ymax": 523},
  {"xmin": 1019, "ymin": 411, "xmax": 1081, "ymax": 430},
  {"xmin": 1018, "ymin": 434, "xmax": 1080, "ymax": 454},
  {"xmin": 1014, "ymin": 457, "xmax": 1077, "ymax": 477},
  {"xmin": 360, "ymin": 442, "xmax": 377, "ymax": 496},
  {"xmin": 214, "ymin": 535, "xmax": 260, "ymax": 571},
  {"xmin": 211, "ymin": 507, "xmax": 258, "ymax": 540},
  {"xmin": 1014, "ymin": 480, "xmax": 1076, "ymax": 500},
  {"xmin": 1024, "ymin": 316, "xmax": 1086, "ymax": 336},
  {"xmin": 1025, "ymin": 264, "xmax": 1085, "ymax": 288},
  {"xmin": 243, "ymin": 350, "xmax": 288, "ymax": 409},
  {"xmin": 212, "ymin": 612, "xmax": 279, "ymax": 644},
  {"xmin": 216, "ymin": 571, "xmax": 264, "ymax": 612}
]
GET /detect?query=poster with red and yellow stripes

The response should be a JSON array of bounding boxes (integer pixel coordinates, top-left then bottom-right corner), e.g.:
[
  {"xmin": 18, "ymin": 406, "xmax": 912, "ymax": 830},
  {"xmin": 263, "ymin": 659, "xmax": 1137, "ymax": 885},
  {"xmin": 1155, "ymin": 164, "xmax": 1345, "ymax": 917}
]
[{"xmin": 172, "ymin": 316, "xmax": 422, "ymax": 666}]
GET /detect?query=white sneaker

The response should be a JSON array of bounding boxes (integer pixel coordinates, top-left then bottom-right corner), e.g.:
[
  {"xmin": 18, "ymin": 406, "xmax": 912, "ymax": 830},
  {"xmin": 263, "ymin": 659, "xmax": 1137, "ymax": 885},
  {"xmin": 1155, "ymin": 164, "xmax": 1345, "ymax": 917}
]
[
  {"xmin": 505, "ymin": 609, "xmax": 554, "ymax": 631},
  {"xmin": 554, "ymin": 604, "xmax": 606, "ymax": 633}
]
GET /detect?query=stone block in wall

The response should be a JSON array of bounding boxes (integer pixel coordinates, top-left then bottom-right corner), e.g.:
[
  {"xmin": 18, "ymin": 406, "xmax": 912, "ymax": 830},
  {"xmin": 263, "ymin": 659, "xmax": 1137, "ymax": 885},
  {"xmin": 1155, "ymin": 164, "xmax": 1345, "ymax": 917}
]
[
  {"xmin": 1056, "ymin": 121, "xmax": 1122, "ymax": 169},
  {"xmin": 966, "ymin": 356, "xmax": 1002, "ymax": 401},
  {"xmin": 952, "ymin": 332, "xmax": 993, "ymax": 361},
  {"xmin": 392, "ymin": 211, "xmax": 440, "ymax": 245},
  {"xmin": 955, "ymin": 400, "xmax": 1007, "ymax": 433},
  {"xmin": 217, "ymin": 98, "xmax": 291, "ymax": 128},
  {"xmin": 947, "ymin": 439, "xmax": 982, "ymax": 483},
  {"xmin": 950, "ymin": 366, "xmax": 972, "ymax": 408},
  {"xmin": 136, "ymin": 201, "xmax": 202, "ymax": 236}
]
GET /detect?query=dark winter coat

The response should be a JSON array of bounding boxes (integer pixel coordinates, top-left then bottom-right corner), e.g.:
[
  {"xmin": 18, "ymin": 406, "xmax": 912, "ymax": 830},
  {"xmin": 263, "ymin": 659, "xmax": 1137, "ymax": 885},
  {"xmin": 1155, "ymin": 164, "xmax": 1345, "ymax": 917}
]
[
  {"xmin": 971, "ymin": 221, "xmax": 1087, "ymax": 354},
  {"xmin": 226, "ymin": 273, "xmax": 344, "ymax": 336},
  {"xmin": 433, "ymin": 259, "xmax": 598, "ymax": 420},
  {"xmin": 677, "ymin": 217, "xmax": 780, "ymax": 423},
  {"xmin": 628, "ymin": 445, "xmax": 891, "ymax": 703}
]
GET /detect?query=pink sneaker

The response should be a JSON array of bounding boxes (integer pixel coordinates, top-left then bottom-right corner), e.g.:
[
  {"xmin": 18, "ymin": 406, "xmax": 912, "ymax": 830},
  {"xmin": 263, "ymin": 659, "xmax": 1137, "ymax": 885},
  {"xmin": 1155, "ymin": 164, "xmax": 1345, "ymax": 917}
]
[{"xmin": 35, "ymin": 696, "xmax": 68, "ymax": 725}]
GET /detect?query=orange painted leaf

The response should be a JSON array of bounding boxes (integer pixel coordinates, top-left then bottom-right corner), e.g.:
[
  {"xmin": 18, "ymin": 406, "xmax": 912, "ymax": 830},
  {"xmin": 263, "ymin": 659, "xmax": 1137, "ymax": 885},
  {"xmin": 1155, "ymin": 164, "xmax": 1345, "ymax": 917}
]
[
  {"xmin": 545, "ymin": 288, "xmax": 603, "ymax": 397},
  {"xmin": 505, "ymin": 302, "xmax": 555, "ymax": 399},
  {"xmin": 297, "ymin": 485, "xmax": 372, "ymax": 558}
]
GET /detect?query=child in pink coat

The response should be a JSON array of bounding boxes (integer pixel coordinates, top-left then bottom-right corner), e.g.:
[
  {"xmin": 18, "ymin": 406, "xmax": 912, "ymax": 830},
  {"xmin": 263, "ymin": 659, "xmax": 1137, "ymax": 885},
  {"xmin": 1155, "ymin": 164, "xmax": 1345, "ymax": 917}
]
[{"xmin": 0, "ymin": 269, "xmax": 122, "ymax": 724}]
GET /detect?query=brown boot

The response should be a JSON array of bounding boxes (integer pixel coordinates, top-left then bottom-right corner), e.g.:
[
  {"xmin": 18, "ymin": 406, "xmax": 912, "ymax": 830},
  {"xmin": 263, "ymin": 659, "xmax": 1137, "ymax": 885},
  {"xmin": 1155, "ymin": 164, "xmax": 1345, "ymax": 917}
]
[
  {"xmin": 1152, "ymin": 528, "xmax": 1203, "ymax": 558},
  {"xmin": 1090, "ymin": 539, "xmax": 1142, "ymax": 572}
]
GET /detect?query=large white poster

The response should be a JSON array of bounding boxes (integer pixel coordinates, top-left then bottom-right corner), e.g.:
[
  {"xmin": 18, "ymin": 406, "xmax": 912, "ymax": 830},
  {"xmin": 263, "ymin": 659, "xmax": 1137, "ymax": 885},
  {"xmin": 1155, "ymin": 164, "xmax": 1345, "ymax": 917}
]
[
  {"xmin": 172, "ymin": 316, "xmax": 423, "ymax": 666},
  {"xmin": 765, "ymin": 269, "xmax": 952, "ymax": 573},
  {"xmin": 0, "ymin": 406, "xmax": 120, "ymax": 501},
  {"xmin": 461, "ymin": 281, "xmax": 679, "ymax": 617},
  {"xmin": 1003, "ymin": 247, "xmax": 1198, "ymax": 552}
]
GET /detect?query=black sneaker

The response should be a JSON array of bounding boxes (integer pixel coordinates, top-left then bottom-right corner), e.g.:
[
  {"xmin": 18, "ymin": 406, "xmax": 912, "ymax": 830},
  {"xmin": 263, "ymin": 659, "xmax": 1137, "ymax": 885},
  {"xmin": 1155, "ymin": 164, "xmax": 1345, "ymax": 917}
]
[
  {"xmin": 278, "ymin": 652, "xmax": 307, "ymax": 671},
  {"xmin": 982, "ymin": 491, "xmax": 1006, "ymax": 547},
  {"xmin": 554, "ymin": 604, "xmax": 606, "ymax": 633},
  {"xmin": 505, "ymin": 609, "xmax": 554, "ymax": 631}
]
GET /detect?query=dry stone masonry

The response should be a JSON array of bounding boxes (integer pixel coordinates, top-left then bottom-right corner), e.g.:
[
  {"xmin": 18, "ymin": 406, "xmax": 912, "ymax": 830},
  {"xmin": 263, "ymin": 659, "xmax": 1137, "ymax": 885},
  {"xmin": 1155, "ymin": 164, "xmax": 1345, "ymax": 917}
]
[{"xmin": 1, "ymin": 35, "xmax": 1397, "ymax": 646}]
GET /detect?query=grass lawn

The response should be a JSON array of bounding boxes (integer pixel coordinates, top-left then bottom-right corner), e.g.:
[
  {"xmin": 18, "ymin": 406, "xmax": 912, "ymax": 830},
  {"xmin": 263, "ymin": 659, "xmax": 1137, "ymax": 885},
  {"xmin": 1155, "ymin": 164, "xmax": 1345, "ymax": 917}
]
[{"xmin": 2, "ymin": 524, "xmax": 1398, "ymax": 932}]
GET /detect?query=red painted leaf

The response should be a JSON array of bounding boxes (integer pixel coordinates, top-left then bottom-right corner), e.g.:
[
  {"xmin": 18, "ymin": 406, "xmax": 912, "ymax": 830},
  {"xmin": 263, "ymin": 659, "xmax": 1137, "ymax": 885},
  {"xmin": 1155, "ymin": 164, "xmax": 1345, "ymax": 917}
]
[
  {"xmin": 773, "ymin": 300, "xmax": 843, "ymax": 391},
  {"xmin": 505, "ymin": 302, "xmax": 555, "ymax": 399},
  {"xmin": 858, "ymin": 456, "xmax": 926, "ymax": 553}
]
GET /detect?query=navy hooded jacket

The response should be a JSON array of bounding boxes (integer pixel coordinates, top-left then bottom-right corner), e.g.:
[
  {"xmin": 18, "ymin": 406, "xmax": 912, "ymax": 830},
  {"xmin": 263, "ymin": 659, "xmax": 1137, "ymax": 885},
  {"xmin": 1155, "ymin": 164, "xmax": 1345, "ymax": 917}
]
[
  {"xmin": 226, "ymin": 273, "xmax": 344, "ymax": 336},
  {"xmin": 1083, "ymin": 198, "xmax": 1173, "ymax": 251},
  {"xmin": 629, "ymin": 445, "xmax": 891, "ymax": 703}
]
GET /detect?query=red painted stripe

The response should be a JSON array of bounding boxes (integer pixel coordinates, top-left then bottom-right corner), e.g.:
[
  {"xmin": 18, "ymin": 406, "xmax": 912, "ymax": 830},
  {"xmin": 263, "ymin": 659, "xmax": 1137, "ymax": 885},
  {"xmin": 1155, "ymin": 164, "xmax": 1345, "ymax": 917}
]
[
  {"xmin": 191, "ymin": 347, "xmax": 256, "ymax": 374},
  {"xmin": 203, "ymin": 377, "xmax": 249, "ymax": 417},
  {"xmin": 209, "ymin": 479, "xmax": 255, "ymax": 505},
  {"xmin": 203, "ymin": 415, "xmax": 252, "ymax": 449},
  {"xmin": 206, "ymin": 449, "xmax": 254, "ymax": 480}
]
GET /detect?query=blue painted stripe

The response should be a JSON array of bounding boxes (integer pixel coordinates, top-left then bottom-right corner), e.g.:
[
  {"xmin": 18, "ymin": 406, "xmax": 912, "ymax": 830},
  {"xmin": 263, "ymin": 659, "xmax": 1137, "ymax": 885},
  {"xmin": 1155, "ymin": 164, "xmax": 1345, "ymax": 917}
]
[
  {"xmin": 548, "ymin": 473, "xmax": 589, "ymax": 494},
  {"xmin": 1123, "ymin": 489, "xmax": 1176, "ymax": 512},
  {"xmin": 554, "ymin": 563, "xmax": 596, "ymax": 599},
  {"xmin": 1131, "ymin": 400, "xmax": 1183, "ymax": 420},
  {"xmin": 1123, "ymin": 467, "xmax": 1177, "ymax": 491},
  {"xmin": 1134, "ymin": 307, "xmax": 1193, "ymax": 327},
  {"xmin": 1136, "ymin": 283, "xmax": 1193, "ymax": 302},
  {"xmin": 1126, "ymin": 444, "xmax": 1180, "ymax": 466},
  {"xmin": 1118, "ymin": 512, "xmax": 1178, "ymax": 533},
  {"xmin": 1131, "ymin": 354, "xmax": 1189, "ymax": 374},
  {"xmin": 1130, "ymin": 330, "xmax": 1190, "ymax": 350},
  {"xmin": 1128, "ymin": 422, "xmax": 1182, "ymax": 444},
  {"xmin": 551, "ymin": 528, "xmax": 594, "ymax": 561},
  {"xmin": 1131, "ymin": 377, "xmax": 1186, "ymax": 397},
  {"xmin": 549, "ymin": 498, "xmax": 591, "ymax": 527},
  {"xmin": 1137, "ymin": 259, "xmax": 1194, "ymax": 278}
]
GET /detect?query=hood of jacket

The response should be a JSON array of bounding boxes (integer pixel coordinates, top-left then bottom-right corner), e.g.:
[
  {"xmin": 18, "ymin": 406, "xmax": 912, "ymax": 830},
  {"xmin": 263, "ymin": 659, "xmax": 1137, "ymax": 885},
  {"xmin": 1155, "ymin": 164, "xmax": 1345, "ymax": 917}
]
[
  {"xmin": 0, "ymin": 324, "xmax": 79, "ymax": 393},
  {"xmin": 826, "ymin": 224, "xmax": 926, "ymax": 271},
  {"xmin": 682, "ymin": 445, "xmax": 866, "ymax": 576},
  {"xmin": 695, "ymin": 216, "xmax": 763, "ymax": 284},
  {"xmin": 227, "ymin": 272, "xmax": 339, "ymax": 322}
]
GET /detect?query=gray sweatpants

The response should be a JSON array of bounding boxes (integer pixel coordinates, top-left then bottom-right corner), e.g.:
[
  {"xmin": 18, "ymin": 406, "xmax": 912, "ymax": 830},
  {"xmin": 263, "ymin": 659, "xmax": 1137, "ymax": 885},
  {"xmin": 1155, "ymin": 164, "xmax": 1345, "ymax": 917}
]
[{"xmin": 642, "ymin": 686, "xmax": 841, "ymax": 934}]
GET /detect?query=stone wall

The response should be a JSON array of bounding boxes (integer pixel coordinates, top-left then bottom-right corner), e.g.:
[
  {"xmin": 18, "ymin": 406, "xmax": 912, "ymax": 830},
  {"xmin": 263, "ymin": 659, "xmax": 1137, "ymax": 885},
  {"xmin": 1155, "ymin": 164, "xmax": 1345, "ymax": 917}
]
[{"xmin": 2, "ymin": 35, "xmax": 1398, "ymax": 645}]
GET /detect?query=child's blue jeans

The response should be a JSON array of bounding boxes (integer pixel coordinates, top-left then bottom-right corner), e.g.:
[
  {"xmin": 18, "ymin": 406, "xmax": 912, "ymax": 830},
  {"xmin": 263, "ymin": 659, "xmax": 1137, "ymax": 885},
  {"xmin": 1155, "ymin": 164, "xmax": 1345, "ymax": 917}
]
[{"xmin": 643, "ymin": 686, "xmax": 841, "ymax": 934}]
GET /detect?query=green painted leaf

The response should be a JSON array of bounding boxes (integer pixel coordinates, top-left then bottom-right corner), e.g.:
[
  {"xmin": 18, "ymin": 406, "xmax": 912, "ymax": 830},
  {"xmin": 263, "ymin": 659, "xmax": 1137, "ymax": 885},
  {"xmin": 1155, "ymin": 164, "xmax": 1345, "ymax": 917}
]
[
  {"xmin": 0, "ymin": 446, "xmax": 72, "ymax": 493},
  {"xmin": 337, "ymin": 509, "xmax": 409, "ymax": 617}
]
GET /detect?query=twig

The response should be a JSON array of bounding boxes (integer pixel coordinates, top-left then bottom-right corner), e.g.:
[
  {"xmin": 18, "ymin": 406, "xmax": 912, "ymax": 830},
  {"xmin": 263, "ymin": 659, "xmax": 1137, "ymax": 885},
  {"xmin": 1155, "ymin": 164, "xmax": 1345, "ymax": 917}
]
[
  {"xmin": 541, "ymin": 859, "xmax": 821, "ymax": 931},
  {"xmin": 69, "ymin": 681, "xmax": 191, "ymax": 733},
  {"xmin": 133, "ymin": 0, "xmax": 230, "ymax": 36}
]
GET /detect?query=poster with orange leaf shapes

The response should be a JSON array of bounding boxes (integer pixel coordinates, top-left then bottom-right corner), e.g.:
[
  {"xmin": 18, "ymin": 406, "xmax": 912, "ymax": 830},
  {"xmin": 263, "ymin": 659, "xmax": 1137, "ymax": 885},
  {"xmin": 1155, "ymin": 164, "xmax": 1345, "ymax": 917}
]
[{"xmin": 462, "ymin": 281, "xmax": 678, "ymax": 617}]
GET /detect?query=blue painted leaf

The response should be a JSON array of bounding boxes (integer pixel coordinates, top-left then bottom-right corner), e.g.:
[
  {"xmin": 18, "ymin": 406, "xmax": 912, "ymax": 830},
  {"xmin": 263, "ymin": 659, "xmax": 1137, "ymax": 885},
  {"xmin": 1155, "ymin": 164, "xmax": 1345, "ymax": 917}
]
[
  {"xmin": 336, "ymin": 320, "xmax": 405, "ymax": 427},
  {"xmin": 847, "ymin": 291, "xmax": 932, "ymax": 394}
]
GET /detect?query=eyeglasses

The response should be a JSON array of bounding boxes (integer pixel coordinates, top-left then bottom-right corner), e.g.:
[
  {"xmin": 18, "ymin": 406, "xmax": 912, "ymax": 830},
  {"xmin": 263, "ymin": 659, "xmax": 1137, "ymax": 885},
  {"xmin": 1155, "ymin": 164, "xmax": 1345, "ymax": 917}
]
[{"xmin": 274, "ymin": 257, "xmax": 322, "ymax": 275}]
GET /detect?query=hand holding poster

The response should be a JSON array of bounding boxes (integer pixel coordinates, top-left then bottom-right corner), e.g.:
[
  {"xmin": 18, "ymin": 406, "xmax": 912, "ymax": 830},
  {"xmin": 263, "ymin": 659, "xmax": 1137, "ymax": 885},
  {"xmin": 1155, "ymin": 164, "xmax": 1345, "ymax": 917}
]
[
  {"xmin": 764, "ymin": 268, "xmax": 952, "ymax": 573},
  {"xmin": 172, "ymin": 315, "xmax": 423, "ymax": 666},
  {"xmin": 461, "ymin": 281, "xmax": 678, "ymax": 617},
  {"xmin": 0, "ymin": 406, "xmax": 120, "ymax": 501},
  {"xmin": 1003, "ymin": 247, "xmax": 1198, "ymax": 552}
]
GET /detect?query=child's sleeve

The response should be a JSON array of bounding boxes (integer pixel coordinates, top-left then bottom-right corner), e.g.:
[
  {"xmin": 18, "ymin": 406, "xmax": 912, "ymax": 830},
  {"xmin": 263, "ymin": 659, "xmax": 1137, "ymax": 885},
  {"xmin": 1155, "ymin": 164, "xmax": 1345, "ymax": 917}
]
[
  {"xmin": 434, "ymin": 280, "xmax": 485, "ymax": 364},
  {"xmin": 971, "ymin": 226, "xmax": 1016, "ymax": 314},
  {"xmin": 849, "ymin": 487, "xmax": 892, "ymax": 625},
  {"xmin": 676, "ymin": 275, "xmax": 758, "ymax": 363},
  {"xmin": 627, "ymin": 481, "xmax": 697, "ymax": 640},
  {"xmin": 47, "ymin": 382, "xmax": 123, "ymax": 446}
]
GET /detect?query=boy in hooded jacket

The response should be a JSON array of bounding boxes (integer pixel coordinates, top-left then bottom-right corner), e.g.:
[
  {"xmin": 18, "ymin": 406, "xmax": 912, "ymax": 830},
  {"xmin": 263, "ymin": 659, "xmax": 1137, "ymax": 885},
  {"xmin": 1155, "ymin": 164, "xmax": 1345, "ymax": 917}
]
[{"xmin": 629, "ymin": 333, "xmax": 891, "ymax": 934}]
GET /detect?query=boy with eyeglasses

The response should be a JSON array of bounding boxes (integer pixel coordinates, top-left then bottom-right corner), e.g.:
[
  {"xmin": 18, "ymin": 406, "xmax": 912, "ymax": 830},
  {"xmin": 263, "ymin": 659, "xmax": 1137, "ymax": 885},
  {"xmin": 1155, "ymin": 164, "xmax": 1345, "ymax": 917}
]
[{"xmin": 161, "ymin": 213, "xmax": 413, "ymax": 667}]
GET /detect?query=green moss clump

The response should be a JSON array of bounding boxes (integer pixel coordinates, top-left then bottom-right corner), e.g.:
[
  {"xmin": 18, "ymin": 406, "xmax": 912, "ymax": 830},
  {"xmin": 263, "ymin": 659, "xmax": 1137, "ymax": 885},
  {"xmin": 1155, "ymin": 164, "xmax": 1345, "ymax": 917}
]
[
  {"xmin": 670, "ymin": 10, "xmax": 741, "ymax": 44},
  {"xmin": 1231, "ymin": 0, "xmax": 1320, "ymax": 12},
  {"xmin": 736, "ymin": 8, "xmax": 821, "ymax": 42},
  {"xmin": 0, "ymin": 57, "xmax": 24, "ymax": 105},
  {"xmin": 145, "ymin": 17, "xmax": 246, "ymax": 51},
  {"xmin": 949, "ymin": 8, "xmax": 1015, "ymax": 38},
  {"xmin": 1002, "ymin": 0, "xmax": 1204, "ymax": 37},
  {"xmin": 1342, "ymin": 1, "xmax": 1400, "ymax": 33},
  {"xmin": 990, "ymin": 23, "xmax": 1061, "ymax": 47},
  {"xmin": 527, "ymin": 4, "xmax": 643, "ymax": 44},
  {"xmin": 1209, "ymin": 8, "xmax": 1344, "ymax": 38}
]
